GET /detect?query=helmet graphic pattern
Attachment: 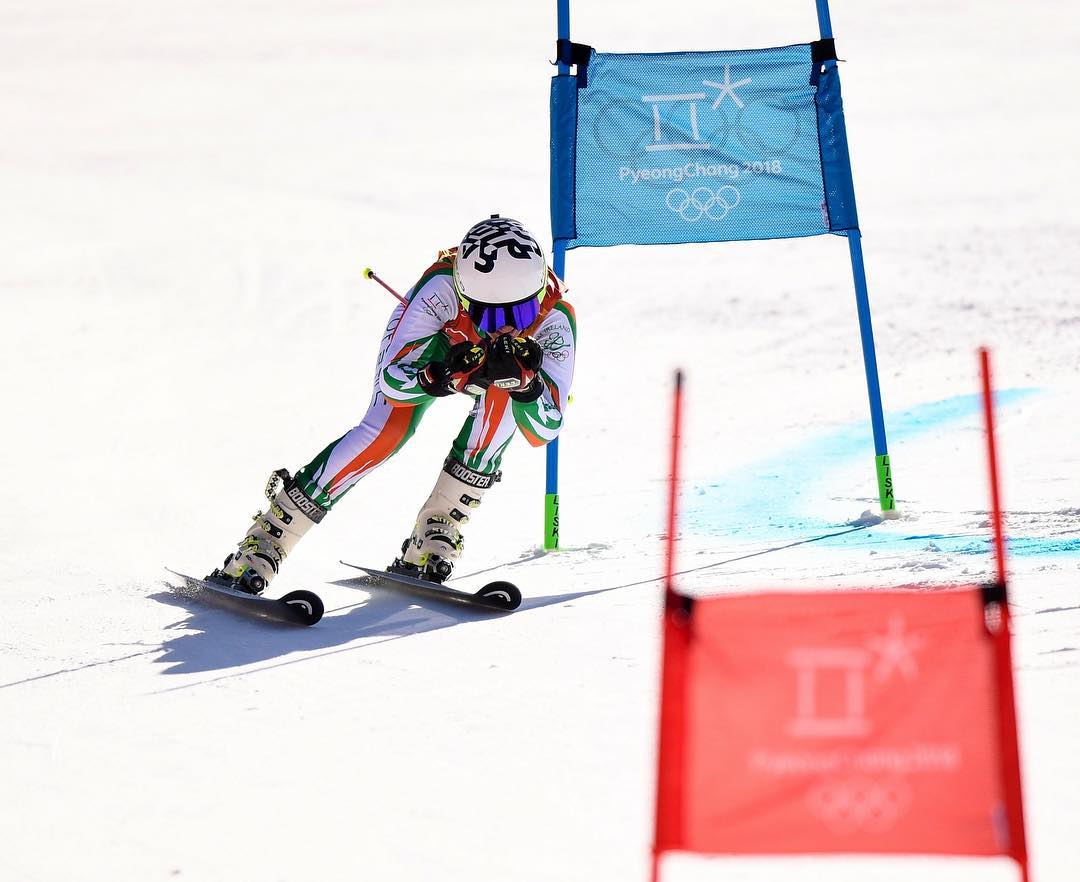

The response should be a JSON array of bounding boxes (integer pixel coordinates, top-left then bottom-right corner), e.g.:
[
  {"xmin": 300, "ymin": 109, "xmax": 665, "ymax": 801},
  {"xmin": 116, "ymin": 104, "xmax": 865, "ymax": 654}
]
[{"xmin": 459, "ymin": 218, "xmax": 543, "ymax": 275}]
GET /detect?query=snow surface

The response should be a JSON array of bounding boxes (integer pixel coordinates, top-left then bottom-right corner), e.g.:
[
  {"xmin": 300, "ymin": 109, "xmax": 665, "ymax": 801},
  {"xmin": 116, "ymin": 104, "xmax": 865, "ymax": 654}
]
[{"xmin": 2, "ymin": 1, "xmax": 1078, "ymax": 880}]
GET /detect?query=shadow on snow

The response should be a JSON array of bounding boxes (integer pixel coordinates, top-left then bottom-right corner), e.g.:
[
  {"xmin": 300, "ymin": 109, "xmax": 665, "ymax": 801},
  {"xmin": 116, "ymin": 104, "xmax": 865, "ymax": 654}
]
[{"xmin": 149, "ymin": 575, "xmax": 614, "ymax": 678}]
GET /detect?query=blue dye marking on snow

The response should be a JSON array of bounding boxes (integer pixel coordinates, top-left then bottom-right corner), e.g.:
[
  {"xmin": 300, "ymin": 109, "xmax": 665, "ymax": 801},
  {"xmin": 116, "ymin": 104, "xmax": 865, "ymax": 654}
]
[
  {"xmin": 683, "ymin": 387, "xmax": 1075, "ymax": 559},
  {"xmin": 777, "ymin": 388, "xmax": 1037, "ymax": 469},
  {"xmin": 843, "ymin": 532, "xmax": 1080, "ymax": 557}
]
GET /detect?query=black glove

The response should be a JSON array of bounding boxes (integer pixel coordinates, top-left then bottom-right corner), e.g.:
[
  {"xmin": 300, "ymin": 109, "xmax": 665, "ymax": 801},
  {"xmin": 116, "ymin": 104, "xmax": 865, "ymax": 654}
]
[
  {"xmin": 417, "ymin": 340, "xmax": 489, "ymax": 398},
  {"xmin": 509, "ymin": 335, "xmax": 544, "ymax": 372},
  {"xmin": 484, "ymin": 335, "xmax": 545, "ymax": 399}
]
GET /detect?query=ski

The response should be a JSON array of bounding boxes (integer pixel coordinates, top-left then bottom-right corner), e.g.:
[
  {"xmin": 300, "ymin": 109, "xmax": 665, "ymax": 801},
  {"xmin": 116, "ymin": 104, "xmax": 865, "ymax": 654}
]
[
  {"xmin": 164, "ymin": 568, "xmax": 324, "ymax": 626},
  {"xmin": 340, "ymin": 561, "xmax": 522, "ymax": 612}
]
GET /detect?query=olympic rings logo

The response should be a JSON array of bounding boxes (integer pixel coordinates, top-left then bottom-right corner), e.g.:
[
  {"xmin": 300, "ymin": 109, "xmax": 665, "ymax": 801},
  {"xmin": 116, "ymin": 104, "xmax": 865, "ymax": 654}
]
[
  {"xmin": 665, "ymin": 186, "xmax": 741, "ymax": 222},
  {"xmin": 806, "ymin": 777, "xmax": 912, "ymax": 834}
]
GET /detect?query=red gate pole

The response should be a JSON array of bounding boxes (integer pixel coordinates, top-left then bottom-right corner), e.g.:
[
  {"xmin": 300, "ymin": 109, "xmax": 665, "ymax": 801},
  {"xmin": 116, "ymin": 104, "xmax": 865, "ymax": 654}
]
[
  {"xmin": 653, "ymin": 371, "xmax": 689, "ymax": 882},
  {"xmin": 664, "ymin": 370, "xmax": 684, "ymax": 586},
  {"xmin": 979, "ymin": 347, "xmax": 1030, "ymax": 882},
  {"xmin": 980, "ymin": 348, "xmax": 1007, "ymax": 586}
]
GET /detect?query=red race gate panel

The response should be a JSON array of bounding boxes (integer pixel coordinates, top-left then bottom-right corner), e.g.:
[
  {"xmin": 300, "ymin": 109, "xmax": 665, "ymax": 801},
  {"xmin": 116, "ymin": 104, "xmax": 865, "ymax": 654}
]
[{"xmin": 655, "ymin": 587, "xmax": 1024, "ymax": 861}]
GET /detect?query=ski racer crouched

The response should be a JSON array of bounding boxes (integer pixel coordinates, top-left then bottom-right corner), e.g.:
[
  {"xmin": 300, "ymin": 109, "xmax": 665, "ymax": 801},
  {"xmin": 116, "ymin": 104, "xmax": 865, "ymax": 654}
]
[{"xmin": 208, "ymin": 216, "xmax": 577, "ymax": 594}]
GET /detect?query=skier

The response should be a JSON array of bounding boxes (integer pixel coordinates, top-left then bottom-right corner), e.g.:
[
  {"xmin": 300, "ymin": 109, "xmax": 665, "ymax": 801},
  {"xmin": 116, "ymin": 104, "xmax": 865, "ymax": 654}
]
[{"xmin": 208, "ymin": 216, "xmax": 577, "ymax": 594}]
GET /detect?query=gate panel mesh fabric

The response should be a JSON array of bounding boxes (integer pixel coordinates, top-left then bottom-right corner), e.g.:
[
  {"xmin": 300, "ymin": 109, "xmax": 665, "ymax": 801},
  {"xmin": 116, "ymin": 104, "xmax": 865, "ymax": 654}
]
[{"xmin": 550, "ymin": 44, "xmax": 858, "ymax": 248}]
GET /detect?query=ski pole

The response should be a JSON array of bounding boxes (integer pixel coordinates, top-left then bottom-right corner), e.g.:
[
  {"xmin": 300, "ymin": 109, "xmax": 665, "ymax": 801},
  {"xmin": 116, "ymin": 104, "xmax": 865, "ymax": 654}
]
[{"xmin": 362, "ymin": 266, "xmax": 408, "ymax": 306}]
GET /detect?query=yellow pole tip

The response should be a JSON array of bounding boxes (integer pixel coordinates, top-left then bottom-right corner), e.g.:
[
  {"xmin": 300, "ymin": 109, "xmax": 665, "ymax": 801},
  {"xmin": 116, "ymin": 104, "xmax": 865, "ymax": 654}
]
[{"xmin": 362, "ymin": 267, "xmax": 374, "ymax": 279}]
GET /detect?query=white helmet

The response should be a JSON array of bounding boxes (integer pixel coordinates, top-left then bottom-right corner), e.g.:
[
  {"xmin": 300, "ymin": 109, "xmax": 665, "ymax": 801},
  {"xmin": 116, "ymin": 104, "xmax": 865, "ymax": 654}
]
[{"xmin": 454, "ymin": 216, "xmax": 547, "ymax": 333}]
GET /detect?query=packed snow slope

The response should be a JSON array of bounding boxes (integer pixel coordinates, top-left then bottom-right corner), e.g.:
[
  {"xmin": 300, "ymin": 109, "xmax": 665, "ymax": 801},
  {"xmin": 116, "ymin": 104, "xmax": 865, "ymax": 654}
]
[{"xmin": 2, "ymin": 1, "xmax": 1078, "ymax": 880}]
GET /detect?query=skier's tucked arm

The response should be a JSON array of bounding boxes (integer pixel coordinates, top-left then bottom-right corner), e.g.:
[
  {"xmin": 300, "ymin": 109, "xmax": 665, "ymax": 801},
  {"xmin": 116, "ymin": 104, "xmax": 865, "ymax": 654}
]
[
  {"xmin": 381, "ymin": 333, "xmax": 448, "ymax": 403},
  {"xmin": 378, "ymin": 274, "xmax": 458, "ymax": 405},
  {"xmin": 509, "ymin": 301, "xmax": 576, "ymax": 447}
]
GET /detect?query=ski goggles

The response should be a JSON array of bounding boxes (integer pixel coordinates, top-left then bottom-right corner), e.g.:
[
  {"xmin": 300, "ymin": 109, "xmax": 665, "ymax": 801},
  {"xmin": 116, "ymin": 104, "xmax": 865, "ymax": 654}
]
[{"xmin": 460, "ymin": 293, "xmax": 542, "ymax": 334}]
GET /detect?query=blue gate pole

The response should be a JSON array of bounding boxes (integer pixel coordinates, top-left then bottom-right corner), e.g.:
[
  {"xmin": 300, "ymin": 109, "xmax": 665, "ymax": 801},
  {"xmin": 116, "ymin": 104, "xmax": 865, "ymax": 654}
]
[
  {"xmin": 815, "ymin": 0, "xmax": 897, "ymax": 516},
  {"xmin": 544, "ymin": 0, "xmax": 571, "ymax": 550}
]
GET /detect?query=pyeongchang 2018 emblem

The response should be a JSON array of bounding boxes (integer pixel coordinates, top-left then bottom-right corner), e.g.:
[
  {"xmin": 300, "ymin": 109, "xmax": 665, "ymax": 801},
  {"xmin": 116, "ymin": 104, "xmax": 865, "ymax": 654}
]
[
  {"xmin": 626, "ymin": 67, "xmax": 756, "ymax": 225},
  {"xmin": 593, "ymin": 62, "xmax": 807, "ymax": 227},
  {"xmin": 786, "ymin": 615, "xmax": 924, "ymax": 740}
]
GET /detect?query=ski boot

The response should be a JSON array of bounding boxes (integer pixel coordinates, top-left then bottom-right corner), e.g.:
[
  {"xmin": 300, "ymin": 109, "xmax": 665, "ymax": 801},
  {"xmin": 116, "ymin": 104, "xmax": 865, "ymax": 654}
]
[
  {"xmin": 208, "ymin": 468, "xmax": 327, "ymax": 595},
  {"xmin": 389, "ymin": 456, "xmax": 500, "ymax": 583}
]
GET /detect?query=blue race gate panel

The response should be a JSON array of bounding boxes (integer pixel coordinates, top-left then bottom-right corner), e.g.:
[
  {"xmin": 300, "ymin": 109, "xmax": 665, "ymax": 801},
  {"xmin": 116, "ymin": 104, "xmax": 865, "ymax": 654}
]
[{"xmin": 551, "ymin": 43, "xmax": 858, "ymax": 249}]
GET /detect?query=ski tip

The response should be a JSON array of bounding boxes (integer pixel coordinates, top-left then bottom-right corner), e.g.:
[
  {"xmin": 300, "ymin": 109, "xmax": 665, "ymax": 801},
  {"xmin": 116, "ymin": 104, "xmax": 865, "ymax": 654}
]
[
  {"xmin": 476, "ymin": 581, "xmax": 522, "ymax": 611},
  {"xmin": 279, "ymin": 589, "xmax": 325, "ymax": 625}
]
